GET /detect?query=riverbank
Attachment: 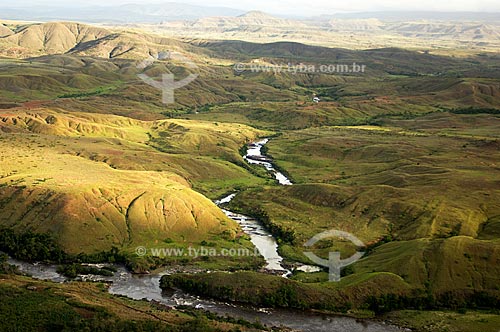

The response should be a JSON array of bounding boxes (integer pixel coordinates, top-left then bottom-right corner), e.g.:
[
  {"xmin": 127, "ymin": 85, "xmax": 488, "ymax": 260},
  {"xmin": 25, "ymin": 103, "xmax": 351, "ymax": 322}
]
[
  {"xmin": 160, "ymin": 270, "xmax": 500, "ymax": 324},
  {"xmin": 0, "ymin": 273, "xmax": 267, "ymax": 332},
  {"xmin": 6, "ymin": 255, "xmax": 405, "ymax": 332},
  {"xmin": 4, "ymin": 138, "xmax": 499, "ymax": 332},
  {"xmin": 5, "ymin": 253, "xmax": 500, "ymax": 332}
]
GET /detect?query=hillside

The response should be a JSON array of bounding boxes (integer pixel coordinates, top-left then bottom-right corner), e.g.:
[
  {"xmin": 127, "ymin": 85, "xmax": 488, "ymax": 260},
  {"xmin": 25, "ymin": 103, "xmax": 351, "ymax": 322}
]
[
  {"xmin": 225, "ymin": 112, "xmax": 500, "ymax": 293},
  {"xmin": 146, "ymin": 12, "xmax": 500, "ymax": 52},
  {"xmin": 0, "ymin": 273, "xmax": 262, "ymax": 332},
  {"xmin": 164, "ymin": 10, "xmax": 305, "ymax": 33},
  {"xmin": 2, "ymin": 7, "xmax": 500, "ymax": 52},
  {"xmin": 0, "ymin": 23, "xmax": 12, "ymax": 37},
  {"xmin": 0, "ymin": 21, "xmax": 212, "ymax": 60},
  {"xmin": 0, "ymin": 18, "xmax": 498, "ymax": 329},
  {"xmin": 0, "ymin": 109, "xmax": 268, "ymax": 259},
  {"xmin": 384, "ymin": 22, "xmax": 500, "ymax": 40},
  {"xmin": 2, "ymin": 30, "xmax": 498, "ymax": 126},
  {"xmin": 5, "ymin": 22, "xmax": 111, "ymax": 54},
  {"xmin": 161, "ymin": 110, "xmax": 500, "ymax": 316}
]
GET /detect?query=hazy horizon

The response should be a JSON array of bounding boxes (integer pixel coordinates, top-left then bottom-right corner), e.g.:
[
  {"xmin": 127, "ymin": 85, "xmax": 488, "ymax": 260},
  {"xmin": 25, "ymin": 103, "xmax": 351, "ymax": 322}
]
[{"xmin": 3, "ymin": 0, "xmax": 500, "ymax": 17}]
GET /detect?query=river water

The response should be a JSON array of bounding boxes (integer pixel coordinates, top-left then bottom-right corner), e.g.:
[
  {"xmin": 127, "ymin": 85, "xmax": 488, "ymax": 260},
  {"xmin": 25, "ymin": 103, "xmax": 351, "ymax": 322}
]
[
  {"xmin": 6, "ymin": 139, "xmax": 404, "ymax": 332},
  {"xmin": 215, "ymin": 139, "xmax": 318, "ymax": 274},
  {"xmin": 244, "ymin": 138, "xmax": 293, "ymax": 186},
  {"xmin": 8, "ymin": 258, "xmax": 402, "ymax": 332}
]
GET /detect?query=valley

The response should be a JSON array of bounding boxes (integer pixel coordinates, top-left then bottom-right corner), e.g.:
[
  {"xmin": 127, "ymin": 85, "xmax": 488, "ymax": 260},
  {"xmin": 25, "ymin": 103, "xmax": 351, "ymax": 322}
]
[{"xmin": 0, "ymin": 11, "xmax": 499, "ymax": 332}]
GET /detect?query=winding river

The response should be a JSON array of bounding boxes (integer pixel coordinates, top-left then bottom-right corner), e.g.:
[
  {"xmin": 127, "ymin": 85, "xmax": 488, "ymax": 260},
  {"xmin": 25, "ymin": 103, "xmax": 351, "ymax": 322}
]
[
  {"xmin": 8, "ymin": 139, "xmax": 403, "ymax": 332},
  {"xmin": 216, "ymin": 138, "xmax": 319, "ymax": 274},
  {"xmin": 244, "ymin": 138, "xmax": 293, "ymax": 186}
]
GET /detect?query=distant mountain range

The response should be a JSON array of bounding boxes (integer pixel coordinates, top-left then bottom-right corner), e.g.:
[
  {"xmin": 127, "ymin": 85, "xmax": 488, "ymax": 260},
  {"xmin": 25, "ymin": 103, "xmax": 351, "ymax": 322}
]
[
  {"xmin": 1, "ymin": 2, "xmax": 499, "ymax": 23},
  {"xmin": 320, "ymin": 11, "xmax": 500, "ymax": 22},
  {"xmin": 1, "ymin": 4, "xmax": 499, "ymax": 53},
  {"xmin": 0, "ymin": 3, "xmax": 245, "ymax": 23},
  {"xmin": 145, "ymin": 9, "xmax": 500, "ymax": 52}
]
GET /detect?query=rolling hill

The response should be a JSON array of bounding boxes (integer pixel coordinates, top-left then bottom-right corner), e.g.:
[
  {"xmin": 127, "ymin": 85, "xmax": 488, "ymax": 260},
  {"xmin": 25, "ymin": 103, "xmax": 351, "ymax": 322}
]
[
  {"xmin": 2, "ymin": 24, "xmax": 497, "ymax": 126},
  {"xmin": 145, "ymin": 11, "xmax": 500, "ymax": 52},
  {"xmin": 0, "ymin": 22, "xmax": 193, "ymax": 59},
  {"xmin": 0, "ymin": 18, "xmax": 498, "ymax": 326},
  {"xmin": 0, "ymin": 23, "xmax": 12, "ymax": 37},
  {"xmin": 0, "ymin": 109, "xmax": 267, "ymax": 258}
]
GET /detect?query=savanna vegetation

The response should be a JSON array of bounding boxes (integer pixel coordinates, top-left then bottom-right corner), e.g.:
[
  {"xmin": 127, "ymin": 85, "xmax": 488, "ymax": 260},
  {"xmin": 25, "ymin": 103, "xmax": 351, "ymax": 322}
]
[
  {"xmin": 0, "ymin": 273, "xmax": 266, "ymax": 332},
  {"xmin": 0, "ymin": 19, "xmax": 499, "ymax": 332}
]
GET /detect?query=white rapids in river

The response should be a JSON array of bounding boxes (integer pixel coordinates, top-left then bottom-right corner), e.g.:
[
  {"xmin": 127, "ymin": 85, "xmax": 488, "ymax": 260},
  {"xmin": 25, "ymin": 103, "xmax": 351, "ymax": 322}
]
[{"xmin": 244, "ymin": 138, "xmax": 293, "ymax": 185}]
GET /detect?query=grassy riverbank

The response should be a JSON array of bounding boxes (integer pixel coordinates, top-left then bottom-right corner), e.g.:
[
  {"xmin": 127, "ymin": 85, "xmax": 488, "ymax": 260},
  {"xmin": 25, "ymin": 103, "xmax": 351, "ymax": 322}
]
[
  {"xmin": 0, "ymin": 258, "xmax": 266, "ymax": 332},
  {"xmin": 161, "ymin": 271, "xmax": 500, "ymax": 313}
]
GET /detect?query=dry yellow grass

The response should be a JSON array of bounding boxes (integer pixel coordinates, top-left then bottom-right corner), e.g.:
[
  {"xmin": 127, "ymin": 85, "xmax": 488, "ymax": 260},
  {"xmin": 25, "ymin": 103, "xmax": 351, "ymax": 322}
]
[{"xmin": 0, "ymin": 108, "xmax": 267, "ymax": 253}]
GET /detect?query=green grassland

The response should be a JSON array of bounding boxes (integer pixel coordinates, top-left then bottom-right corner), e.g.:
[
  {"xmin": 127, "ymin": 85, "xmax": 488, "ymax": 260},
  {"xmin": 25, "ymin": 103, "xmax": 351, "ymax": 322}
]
[
  {"xmin": 0, "ymin": 21, "xmax": 499, "ymax": 330},
  {"xmin": 384, "ymin": 310, "xmax": 500, "ymax": 332},
  {"xmin": 0, "ymin": 109, "xmax": 272, "ymax": 272},
  {"xmin": 1, "ymin": 30, "xmax": 499, "ymax": 124},
  {"xmin": 225, "ymin": 114, "xmax": 500, "ymax": 292}
]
